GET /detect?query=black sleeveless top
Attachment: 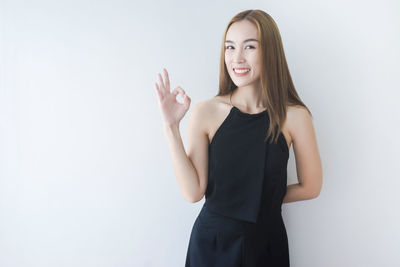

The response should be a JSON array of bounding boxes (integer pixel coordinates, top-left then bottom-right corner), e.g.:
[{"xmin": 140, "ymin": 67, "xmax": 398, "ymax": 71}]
[{"xmin": 204, "ymin": 105, "xmax": 289, "ymax": 223}]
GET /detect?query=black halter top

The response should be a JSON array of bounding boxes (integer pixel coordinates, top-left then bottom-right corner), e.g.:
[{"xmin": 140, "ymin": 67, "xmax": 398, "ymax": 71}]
[{"xmin": 204, "ymin": 104, "xmax": 289, "ymax": 223}]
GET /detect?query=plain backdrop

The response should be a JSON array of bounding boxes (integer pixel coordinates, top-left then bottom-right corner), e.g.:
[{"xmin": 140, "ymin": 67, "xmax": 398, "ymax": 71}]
[{"xmin": 1, "ymin": 0, "xmax": 399, "ymax": 266}]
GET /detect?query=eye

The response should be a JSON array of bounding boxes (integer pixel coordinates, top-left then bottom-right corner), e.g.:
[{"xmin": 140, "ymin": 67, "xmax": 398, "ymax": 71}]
[{"xmin": 225, "ymin": 45, "xmax": 255, "ymax": 50}]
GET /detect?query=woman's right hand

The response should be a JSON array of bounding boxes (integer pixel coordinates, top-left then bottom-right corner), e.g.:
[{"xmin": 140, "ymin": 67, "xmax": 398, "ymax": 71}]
[{"xmin": 155, "ymin": 68, "xmax": 191, "ymax": 127}]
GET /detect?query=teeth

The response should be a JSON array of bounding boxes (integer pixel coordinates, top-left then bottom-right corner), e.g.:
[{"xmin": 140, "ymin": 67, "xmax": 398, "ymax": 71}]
[{"xmin": 234, "ymin": 68, "xmax": 250, "ymax": 73}]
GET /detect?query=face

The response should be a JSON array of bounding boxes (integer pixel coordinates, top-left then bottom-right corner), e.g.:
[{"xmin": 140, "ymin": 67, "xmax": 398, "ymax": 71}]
[{"xmin": 224, "ymin": 20, "xmax": 261, "ymax": 88}]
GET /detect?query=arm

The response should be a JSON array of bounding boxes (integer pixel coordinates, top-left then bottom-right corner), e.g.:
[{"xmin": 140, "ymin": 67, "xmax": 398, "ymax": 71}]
[
  {"xmin": 283, "ymin": 106, "xmax": 323, "ymax": 203},
  {"xmin": 155, "ymin": 68, "xmax": 209, "ymax": 203},
  {"xmin": 164, "ymin": 102, "xmax": 210, "ymax": 203}
]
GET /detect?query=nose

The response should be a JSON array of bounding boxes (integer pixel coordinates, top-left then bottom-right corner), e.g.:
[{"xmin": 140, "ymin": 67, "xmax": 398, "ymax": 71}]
[{"xmin": 233, "ymin": 49, "xmax": 245, "ymax": 63}]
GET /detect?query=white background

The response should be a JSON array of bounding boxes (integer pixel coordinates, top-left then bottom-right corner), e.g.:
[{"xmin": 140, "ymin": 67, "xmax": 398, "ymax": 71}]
[{"xmin": 1, "ymin": 0, "xmax": 399, "ymax": 266}]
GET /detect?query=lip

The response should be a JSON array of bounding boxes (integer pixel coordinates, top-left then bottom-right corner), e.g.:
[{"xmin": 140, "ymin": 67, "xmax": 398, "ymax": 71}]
[
  {"xmin": 233, "ymin": 68, "xmax": 250, "ymax": 70},
  {"xmin": 233, "ymin": 68, "xmax": 250, "ymax": 77}
]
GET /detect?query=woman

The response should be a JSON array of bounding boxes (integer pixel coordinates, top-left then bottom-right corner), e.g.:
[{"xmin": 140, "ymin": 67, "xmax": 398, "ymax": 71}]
[{"xmin": 155, "ymin": 9, "xmax": 322, "ymax": 267}]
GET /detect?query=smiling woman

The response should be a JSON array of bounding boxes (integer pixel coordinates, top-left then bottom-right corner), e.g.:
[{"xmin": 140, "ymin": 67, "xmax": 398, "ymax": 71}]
[{"xmin": 155, "ymin": 8, "xmax": 322, "ymax": 267}]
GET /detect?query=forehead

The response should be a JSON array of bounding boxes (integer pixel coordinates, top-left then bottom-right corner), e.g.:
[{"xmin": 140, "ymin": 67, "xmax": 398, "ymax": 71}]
[{"xmin": 225, "ymin": 20, "xmax": 258, "ymax": 42}]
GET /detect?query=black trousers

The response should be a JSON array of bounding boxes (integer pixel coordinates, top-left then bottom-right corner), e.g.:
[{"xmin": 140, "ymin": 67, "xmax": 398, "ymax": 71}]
[{"xmin": 185, "ymin": 204, "xmax": 289, "ymax": 267}]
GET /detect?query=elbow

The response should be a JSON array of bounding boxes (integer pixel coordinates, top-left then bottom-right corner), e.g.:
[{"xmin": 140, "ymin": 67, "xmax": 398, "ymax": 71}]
[
  {"xmin": 192, "ymin": 194, "xmax": 205, "ymax": 203},
  {"xmin": 305, "ymin": 174, "xmax": 323, "ymax": 199},
  {"xmin": 301, "ymin": 184, "xmax": 321, "ymax": 200},
  {"xmin": 309, "ymin": 182, "xmax": 323, "ymax": 199},
  {"xmin": 183, "ymin": 184, "xmax": 206, "ymax": 203},
  {"xmin": 186, "ymin": 198, "xmax": 201, "ymax": 204},
  {"xmin": 187, "ymin": 188, "xmax": 205, "ymax": 203},
  {"xmin": 310, "ymin": 190, "xmax": 320, "ymax": 199},
  {"xmin": 186, "ymin": 198, "xmax": 198, "ymax": 203},
  {"xmin": 184, "ymin": 196, "xmax": 197, "ymax": 203},
  {"xmin": 185, "ymin": 194, "xmax": 204, "ymax": 203}
]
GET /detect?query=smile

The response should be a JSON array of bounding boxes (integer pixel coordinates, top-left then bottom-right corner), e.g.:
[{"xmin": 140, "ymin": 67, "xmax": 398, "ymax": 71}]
[{"xmin": 234, "ymin": 68, "xmax": 250, "ymax": 73}]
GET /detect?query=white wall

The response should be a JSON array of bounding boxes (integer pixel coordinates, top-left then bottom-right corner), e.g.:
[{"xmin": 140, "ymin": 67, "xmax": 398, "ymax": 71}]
[{"xmin": 1, "ymin": 0, "xmax": 399, "ymax": 266}]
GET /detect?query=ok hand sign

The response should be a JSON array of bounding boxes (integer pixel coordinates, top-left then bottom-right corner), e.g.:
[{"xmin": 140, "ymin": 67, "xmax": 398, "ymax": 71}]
[{"xmin": 155, "ymin": 68, "xmax": 191, "ymax": 127}]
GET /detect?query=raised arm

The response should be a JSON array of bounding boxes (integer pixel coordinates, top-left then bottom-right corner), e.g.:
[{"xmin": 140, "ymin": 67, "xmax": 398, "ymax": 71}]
[{"xmin": 155, "ymin": 68, "xmax": 209, "ymax": 203}]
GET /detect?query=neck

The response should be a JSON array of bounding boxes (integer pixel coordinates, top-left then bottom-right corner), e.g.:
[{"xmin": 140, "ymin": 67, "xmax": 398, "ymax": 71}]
[{"xmin": 230, "ymin": 83, "xmax": 264, "ymax": 110}]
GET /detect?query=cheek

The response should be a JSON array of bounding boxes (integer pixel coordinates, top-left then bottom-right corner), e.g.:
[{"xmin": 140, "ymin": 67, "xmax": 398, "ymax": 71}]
[
  {"xmin": 224, "ymin": 56, "xmax": 230, "ymax": 67},
  {"xmin": 251, "ymin": 59, "xmax": 261, "ymax": 74},
  {"xmin": 251, "ymin": 55, "xmax": 261, "ymax": 65}
]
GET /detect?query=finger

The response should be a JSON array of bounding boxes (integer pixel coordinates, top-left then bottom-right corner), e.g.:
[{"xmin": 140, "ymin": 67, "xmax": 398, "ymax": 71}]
[
  {"xmin": 173, "ymin": 87, "xmax": 189, "ymax": 105},
  {"xmin": 172, "ymin": 87, "xmax": 180, "ymax": 96},
  {"xmin": 174, "ymin": 86, "xmax": 185, "ymax": 96},
  {"xmin": 155, "ymin": 82, "xmax": 163, "ymax": 99},
  {"xmin": 183, "ymin": 92, "xmax": 190, "ymax": 101},
  {"xmin": 184, "ymin": 94, "xmax": 191, "ymax": 108},
  {"xmin": 155, "ymin": 81, "xmax": 165, "ymax": 98},
  {"xmin": 163, "ymin": 68, "xmax": 170, "ymax": 90},
  {"xmin": 157, "ymin": 73, "xmax": 166, "ymax": 92},
  {"xmin": 173, "ymin": 89, "xmax": 186, "ymax": 100}
]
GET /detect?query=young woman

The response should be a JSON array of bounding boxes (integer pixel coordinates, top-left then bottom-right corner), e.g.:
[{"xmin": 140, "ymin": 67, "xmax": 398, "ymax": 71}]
[{"xmin": 155, "ymin": 9, "xmax": 322, "ymax": 267}]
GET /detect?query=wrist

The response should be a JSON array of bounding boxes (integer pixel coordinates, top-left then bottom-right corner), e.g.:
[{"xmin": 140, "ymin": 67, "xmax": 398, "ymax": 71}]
[{"xmin": 164, "ymin": 123, "xmax": 180, "ymax": 134}]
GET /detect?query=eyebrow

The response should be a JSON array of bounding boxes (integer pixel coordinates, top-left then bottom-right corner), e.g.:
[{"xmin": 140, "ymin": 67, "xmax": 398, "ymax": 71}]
[{"xmin": 225, "ymin": 38, "xmax": 259, "ymax": 44}]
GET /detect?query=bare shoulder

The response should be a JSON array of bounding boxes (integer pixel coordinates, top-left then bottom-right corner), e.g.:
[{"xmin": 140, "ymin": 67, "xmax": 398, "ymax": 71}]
[
  {"xmin": 187, "ymin": 98, "xmax": 213, "ymax": 131},
  {"xmin": 190, "ymin": 96, "xmax": 220, "ymax": 115},
  {"xmin": 285, "ymin": 105, "xmax": 313, "ymax": 143},
  {"xmin": 189, "ymin": 95, "xmax": 231, "ymax": 144}
]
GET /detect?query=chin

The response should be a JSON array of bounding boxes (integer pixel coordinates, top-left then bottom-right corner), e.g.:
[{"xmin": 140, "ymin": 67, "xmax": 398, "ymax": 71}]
[{"xmin": 232, "ymin": 80, "xmax": 254, "ymax": 87}]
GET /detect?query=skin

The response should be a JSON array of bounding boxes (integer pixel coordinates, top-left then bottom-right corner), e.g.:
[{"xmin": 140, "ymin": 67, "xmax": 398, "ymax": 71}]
[{"xmin": 155, "ymin": 20, "xmax": 322, "ymax": 203}]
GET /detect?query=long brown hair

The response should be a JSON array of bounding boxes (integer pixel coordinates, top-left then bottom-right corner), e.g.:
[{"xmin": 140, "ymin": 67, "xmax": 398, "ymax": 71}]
[{"xmin": 216, "ymin": 9, "xmax": 312, "ymax": 144}]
